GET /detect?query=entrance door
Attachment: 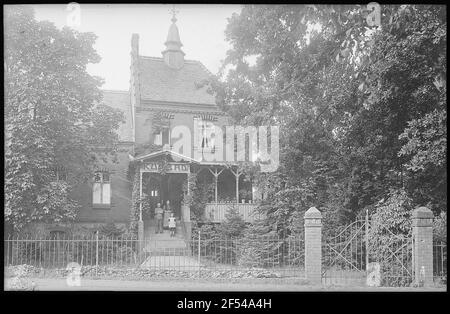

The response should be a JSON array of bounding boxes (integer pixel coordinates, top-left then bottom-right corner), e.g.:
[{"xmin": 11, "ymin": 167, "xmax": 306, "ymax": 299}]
[
  {"xmin": 169, "ymin": 174, "xmax": 184, "ymax": 218},
  {"xmin": 143, "ymin": 172, "xmax": 185, "ymax": 219},
  {"xmin": 159, "ymin": 174, "xmax": 184, "ymax": 218}
]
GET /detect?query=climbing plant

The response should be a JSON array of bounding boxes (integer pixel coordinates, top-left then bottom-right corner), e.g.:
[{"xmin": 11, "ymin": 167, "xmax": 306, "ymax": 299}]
[
  {"xmin": 129, "ymin": 170, "xmax": 141, "ymax": 233},
  {"xmin": 156, "ymin": 158, "xmax": 170, "ymax": 176},
  {"xmin": 182, "ymin": 171, "xmax": 215, "ymax": 221},
  {"xmin": 182, "ymin": 172, "xmax": 197, "ymax": 206}
]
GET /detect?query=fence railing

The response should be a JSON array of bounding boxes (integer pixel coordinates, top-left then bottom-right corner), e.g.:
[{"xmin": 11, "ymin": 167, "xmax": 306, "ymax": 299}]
[
  {"xmin": 4, "ymin": 234, "xmax": 139, "ymax": 269},
  {"xmin": 322, "ymin": 217, "xmax": 415, "ymax": 287},
  {"xmin": 4, "ymin": 235, "xmax": 305, "ymax": 278},
  {"xmin": 322, "ymin": 219, "xmax": 368, "ymax": 285},
  {"xmin": 189, "ymin": 235, "xmax": 305, "ymax": 277},
  {"xmin": 433, "ymin": 241, "xmax": 447, "ymax": 284},
  {"xmin": 5, "ymin": 225, "xmax": 445, "ymax": 285},
  {"xmin": 204, "ymin": 203, "xmax": 261, "ymax": 223}
]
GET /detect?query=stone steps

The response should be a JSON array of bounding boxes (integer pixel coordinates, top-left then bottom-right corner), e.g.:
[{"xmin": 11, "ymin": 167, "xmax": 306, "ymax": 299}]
[
  {"xmin": 140, "ymin": 255, "xmax": 202, "ymax": 270},
  {"xmin": 143, "ymin": 219, "xmax": 188, "ymax": 254},
  {"xmin": 145, "ymin": 247, "xmax": 191, "ymax": 256}
]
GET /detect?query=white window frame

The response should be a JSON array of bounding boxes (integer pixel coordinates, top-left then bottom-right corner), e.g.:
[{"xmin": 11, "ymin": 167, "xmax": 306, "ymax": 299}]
[
  {"xmin": 93, "ymin": 171, "xmax": 111, "ymax": 206},
  {"xmin": 199, "ymin": 120, "xmax": 216, "ymax": 152}
]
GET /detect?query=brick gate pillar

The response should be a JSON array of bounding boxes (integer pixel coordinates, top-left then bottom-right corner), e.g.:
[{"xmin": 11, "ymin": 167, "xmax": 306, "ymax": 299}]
[
  {"xmin": 412, "ymin": 207, "xmax": 434, "ymax": 286},
  {"xmin": 304, "ymin": 207, "xmax": 322, "ymax": 285}
]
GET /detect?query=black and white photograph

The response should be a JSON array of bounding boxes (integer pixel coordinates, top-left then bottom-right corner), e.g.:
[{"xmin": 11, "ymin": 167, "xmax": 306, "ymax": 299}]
[{"xmin": 3, "ymin": 3, "xmax": 447, "ymax": 295}]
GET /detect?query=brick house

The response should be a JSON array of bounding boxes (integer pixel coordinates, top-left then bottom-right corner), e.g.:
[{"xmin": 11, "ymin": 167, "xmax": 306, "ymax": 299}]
[{"xmin": 60, "ymin": 15, "xmax": 263, "ymax": 237}]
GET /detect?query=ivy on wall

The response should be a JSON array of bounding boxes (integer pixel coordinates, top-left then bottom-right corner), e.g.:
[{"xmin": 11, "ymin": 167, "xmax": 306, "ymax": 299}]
[
  {"xmin": 128, "ymin": 147, "xmax": 175, "ymax": 229},
  {"xmin": 156, "ymin": 158, "xmax": 170, "ymax": 176},
  {"xmin": 182, "ymin": 172, "xmax": 197, "ymax": 207},
  {"xmin": 129, "ymin": 170, "xmax": 141, "ymax": 233}
]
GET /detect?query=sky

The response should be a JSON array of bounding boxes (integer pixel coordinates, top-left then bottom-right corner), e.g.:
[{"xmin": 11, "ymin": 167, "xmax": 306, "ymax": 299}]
[{"xmin": 32, "ymin": 4, "xmax": 242, "ymax": 91}]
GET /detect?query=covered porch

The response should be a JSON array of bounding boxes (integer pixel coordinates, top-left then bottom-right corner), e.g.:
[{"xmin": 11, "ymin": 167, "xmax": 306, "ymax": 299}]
[
  {"xmin": 194, "ymin": 163, "xmax": 260, "ymax": 223},
  {"xmin": 132, "ymin": 150, "xmax": 261, "ymax": 227}
]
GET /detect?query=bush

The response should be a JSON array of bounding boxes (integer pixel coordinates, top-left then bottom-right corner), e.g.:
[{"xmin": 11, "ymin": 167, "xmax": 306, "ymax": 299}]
[
  {"xmin": 216, "ymin": 204, "xmax": 246, "ymax": 238},
  {"xmin": 237, "ymin": 221, "xmax": 282, "ymax": 268},
  {"xmin": 433, "ymin": 212, "xmax": 447, "ymax": 243},
  {"xmin": 189, "ymin": 179, "xmax": 215, "ymax": 220},
  {"xmin": 368, "ymin": 189, "xmax": 413, "ymax": 286},
  {"xmin": 99, "ymin": 222, "xmax": 124, "ymax": 238},
  {"xmin": 191, "ymin": 223, "xmax": 236, "ymax": 264},
  {"xmin": 191, "ymin": 208, "xmax": 304, "ymax": 269}
]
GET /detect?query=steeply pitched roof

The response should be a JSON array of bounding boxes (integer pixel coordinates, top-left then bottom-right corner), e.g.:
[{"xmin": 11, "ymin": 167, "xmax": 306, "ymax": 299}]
[
  {"xmin": 101, "ymin": 90, "xmax": 133, "ymax": 142},
  {"xmin": 138, "ymin": 56, "xmax": 217, "ymax": 106},
  {"xmin": 132, "ymin": 148, "xmax": 199, "ymax": 163}
]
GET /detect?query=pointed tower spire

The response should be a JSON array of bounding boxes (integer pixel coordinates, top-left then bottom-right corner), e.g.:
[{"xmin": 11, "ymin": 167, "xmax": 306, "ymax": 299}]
[{"xmin": 162, "ymin": 7, "xmax": 185, "ymax": 69}]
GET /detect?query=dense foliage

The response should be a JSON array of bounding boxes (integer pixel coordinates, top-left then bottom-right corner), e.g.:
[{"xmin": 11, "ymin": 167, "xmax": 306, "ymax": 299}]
[
  {"xmin": 191, "ymin": 206, "xmax": 303, "ymax": 268},
  {"xmin": 4, "ymin": 6, "xmax": 124, "ymax": 231},
  {"xmin": 210, "ymin": 5, "xmax": 446, "ymax": 234}
]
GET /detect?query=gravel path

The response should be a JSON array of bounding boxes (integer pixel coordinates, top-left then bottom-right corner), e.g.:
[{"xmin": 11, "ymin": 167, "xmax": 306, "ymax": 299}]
[{"xmin": 8, "ymin": 277, "xmax": 446, "ymax": 291}]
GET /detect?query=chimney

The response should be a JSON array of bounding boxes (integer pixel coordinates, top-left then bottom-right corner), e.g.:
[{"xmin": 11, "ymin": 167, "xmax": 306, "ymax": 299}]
[{"xmin": 131, "ymin": 33, "xmax": 139, "ymax": 57}]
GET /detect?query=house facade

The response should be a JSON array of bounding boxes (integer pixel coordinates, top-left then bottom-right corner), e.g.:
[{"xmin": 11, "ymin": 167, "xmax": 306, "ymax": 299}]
[{"xmin": 68, "ymin": 16, "xmax": 261, "ymax": 236}]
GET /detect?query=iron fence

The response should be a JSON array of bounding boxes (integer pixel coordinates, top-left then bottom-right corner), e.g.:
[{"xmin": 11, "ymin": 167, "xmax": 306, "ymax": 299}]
[
  {"xmin": 5, "ymin": 233, "xmax": 445, "ymax": 284},
  {"xmin": 433, "ymin": 241, "xmax": 447, "ymax": 284},
  {"xmin": 368, "ymin": 234, "xmax": 413, "ymax": 287},
  {"xmin": 189, "ymin": 235, "xmax": 305, "ymax": 277},
  {"xmin": 322, "ymin": 215, "xmax": 414, "ymax": 287},
  {"xmin": 322, "ymin": 219, "xmax": 367, "ymax": 285},
  {"xmin": 4, "ymin": 235, "xmax": 305, "ymax": 278},
  {"xmin": 4, "ymin": 234, "xmax": 139, "ymax": 269}
]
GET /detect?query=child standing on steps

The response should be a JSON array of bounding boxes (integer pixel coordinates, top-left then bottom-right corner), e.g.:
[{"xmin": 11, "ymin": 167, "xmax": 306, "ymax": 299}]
[{"xmin": 168, "ymin": 213, "xmax": 176, "ymax": 237}]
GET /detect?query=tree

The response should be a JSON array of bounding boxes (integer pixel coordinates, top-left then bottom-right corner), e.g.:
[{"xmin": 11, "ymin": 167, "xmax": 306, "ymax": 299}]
[
  {"xmin": 217, "ymin": 204, "xmax": 247, "ymax": 238},
  {"xmin": 212, "ymin": 5, "xmax": 446, "ymax": 232},
  {"xmin": 333, "ymin": 5, "xmax": 446, "ymax": 215},
  {"xmin": 4, "ymin": 6, "xmax": 124, "ymax": 231}
]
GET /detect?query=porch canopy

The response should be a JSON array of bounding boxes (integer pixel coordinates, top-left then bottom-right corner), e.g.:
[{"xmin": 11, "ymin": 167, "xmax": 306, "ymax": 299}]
[{"xmin": 131, "ymin": 149, "xmax": 255, "ymax": 222}]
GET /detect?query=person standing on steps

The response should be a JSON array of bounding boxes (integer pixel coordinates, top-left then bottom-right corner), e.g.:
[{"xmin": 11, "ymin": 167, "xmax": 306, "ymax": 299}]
[
  {"xmin": 164, "ymin": 200, "xmax": 172, "ymax": 211},
  {"xmin": 168, "ymin": 212, "xmax": 176, "ymax": 237},
  {"xmin": 154, "ymin": 203, "xmax": 164, "ymax": 234},
  {"xmin": 163, "ymin": 200, "xmax": 172, "ymax": 229}
]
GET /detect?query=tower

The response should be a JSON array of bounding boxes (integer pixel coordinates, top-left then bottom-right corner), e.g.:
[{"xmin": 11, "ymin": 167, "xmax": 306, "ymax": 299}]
[{"xmin": 162, "ymin": 10, "xmax": 185, "ymax": 69}]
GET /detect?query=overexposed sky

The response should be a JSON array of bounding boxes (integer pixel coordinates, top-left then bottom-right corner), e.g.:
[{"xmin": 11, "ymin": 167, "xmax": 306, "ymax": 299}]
[{"xmin": 32, "ymin": 4, "xmax": 242, "ymax": 90}]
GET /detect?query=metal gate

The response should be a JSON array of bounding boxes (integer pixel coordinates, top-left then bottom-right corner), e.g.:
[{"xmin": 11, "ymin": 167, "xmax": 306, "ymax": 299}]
[{"xmin": 322, "ymin": 211, "xmax": 413, "ymax": 286}]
